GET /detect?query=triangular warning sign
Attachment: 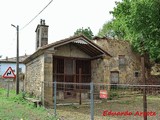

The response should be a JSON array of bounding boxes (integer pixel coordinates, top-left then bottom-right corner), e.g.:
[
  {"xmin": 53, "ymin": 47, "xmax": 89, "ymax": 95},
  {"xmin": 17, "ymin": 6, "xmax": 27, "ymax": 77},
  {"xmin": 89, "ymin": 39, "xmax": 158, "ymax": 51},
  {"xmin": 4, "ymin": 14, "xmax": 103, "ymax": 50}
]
[{"xmin": 2, "ymin": 67, "xmax": 16, "ymax": 78}]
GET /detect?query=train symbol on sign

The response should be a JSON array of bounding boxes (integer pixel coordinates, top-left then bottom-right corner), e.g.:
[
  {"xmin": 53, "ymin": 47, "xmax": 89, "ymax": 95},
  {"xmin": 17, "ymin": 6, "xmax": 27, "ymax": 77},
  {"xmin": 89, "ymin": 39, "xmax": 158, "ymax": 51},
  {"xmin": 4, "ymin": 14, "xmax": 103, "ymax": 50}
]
[{"xmin": 2, "ymin": 67, "xmax": 16, "ymax": 78}]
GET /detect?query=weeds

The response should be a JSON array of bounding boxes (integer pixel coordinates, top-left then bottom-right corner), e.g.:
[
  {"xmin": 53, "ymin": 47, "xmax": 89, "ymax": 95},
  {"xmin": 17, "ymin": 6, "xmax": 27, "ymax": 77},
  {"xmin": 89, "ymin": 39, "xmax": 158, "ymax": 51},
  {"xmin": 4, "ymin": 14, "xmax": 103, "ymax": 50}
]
[{"xmin": 0, "ymin": 88, "xmax": 56, "ymax": 120}]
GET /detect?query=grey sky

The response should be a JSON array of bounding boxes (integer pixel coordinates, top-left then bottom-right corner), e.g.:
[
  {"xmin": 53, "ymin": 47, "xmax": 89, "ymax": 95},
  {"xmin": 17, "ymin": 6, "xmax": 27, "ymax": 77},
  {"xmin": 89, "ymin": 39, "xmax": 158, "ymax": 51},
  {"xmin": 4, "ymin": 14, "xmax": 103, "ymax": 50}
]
[{"xmin": 0, "ymin": 0, "xmax": 121, "ymax": 58}]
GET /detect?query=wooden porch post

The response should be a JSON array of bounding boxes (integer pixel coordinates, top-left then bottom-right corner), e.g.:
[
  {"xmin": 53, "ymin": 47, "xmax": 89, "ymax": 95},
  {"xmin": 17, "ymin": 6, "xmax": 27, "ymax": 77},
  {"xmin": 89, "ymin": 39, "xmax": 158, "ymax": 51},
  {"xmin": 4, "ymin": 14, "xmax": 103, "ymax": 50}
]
[{"xmin": 79, "ymin": 68, "xmax": 82, "ymax": 105}]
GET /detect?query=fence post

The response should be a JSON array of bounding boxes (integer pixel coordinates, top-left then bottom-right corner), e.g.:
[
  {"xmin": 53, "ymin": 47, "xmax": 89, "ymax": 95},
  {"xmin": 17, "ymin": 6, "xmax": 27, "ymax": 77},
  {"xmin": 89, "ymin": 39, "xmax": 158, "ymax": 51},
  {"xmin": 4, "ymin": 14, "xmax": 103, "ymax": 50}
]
[
  {"xmin": 7, "ymin": 80, "xmax": 10, "ymax": 97},
  {"xmin": 90, "ymin": 82, "xmax": 94, "ymax": 120},
  {"xmin": 54, "ymin": 81, "xmax": 57, "ymax": 117}
]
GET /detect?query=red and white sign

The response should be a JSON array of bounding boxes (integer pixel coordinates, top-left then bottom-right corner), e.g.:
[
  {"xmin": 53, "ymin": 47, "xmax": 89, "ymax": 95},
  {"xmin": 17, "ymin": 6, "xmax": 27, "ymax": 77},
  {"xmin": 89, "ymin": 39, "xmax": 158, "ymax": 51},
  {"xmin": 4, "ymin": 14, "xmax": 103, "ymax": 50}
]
[
  {"xmin": 100, "ymin": 90, "xmax": 108, "ymax": 99},
  {"xmin": 2, "ymin": 67, "xmax": 16, "ymax": 78}
]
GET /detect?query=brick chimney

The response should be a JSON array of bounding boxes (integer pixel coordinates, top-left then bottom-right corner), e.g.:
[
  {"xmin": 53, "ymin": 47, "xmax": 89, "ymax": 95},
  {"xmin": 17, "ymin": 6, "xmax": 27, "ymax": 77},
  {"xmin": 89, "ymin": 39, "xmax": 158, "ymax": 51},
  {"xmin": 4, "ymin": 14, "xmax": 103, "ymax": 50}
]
[{"xmin": 35, "ymin": 19, "xmax": 49, "ymax": 50}]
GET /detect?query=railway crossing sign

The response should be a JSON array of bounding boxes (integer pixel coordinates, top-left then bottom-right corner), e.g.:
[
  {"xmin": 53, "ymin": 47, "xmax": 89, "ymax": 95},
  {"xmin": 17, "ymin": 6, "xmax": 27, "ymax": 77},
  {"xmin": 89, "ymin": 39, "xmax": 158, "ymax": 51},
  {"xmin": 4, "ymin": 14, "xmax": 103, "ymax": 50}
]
[{"xmin": 2, "ymin": 67, "xmax": 16, "ymax": 78}]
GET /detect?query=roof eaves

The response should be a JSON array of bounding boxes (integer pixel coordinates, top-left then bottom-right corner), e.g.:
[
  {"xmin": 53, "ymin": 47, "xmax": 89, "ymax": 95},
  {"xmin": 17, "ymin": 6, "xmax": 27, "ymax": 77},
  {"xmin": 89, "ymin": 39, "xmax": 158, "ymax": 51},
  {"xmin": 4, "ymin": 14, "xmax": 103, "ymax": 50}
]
[
  {"xmin": 41, "ymin": 35, "xmax": 87, "ymax": 50},
  {"xmin": 0, "ymin": 61, "xmax": 23, "ymax": 63},
  {"xmin": 23, "ymin": 35, "xmax": 112, "ymax": 63},
  {"xmin": 23, "ymin": 49, "xmax": 43, "ymax": 64},
  {"xmin": 82, "ymin": 38, "xmax": 112, "ymax": 57}
]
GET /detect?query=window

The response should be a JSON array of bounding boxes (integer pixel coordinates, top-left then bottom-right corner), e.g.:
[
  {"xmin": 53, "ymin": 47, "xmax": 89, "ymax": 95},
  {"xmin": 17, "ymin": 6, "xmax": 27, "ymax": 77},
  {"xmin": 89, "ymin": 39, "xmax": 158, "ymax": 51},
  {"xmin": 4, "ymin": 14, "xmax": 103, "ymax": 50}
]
[
  {"xmin": 119, "ymin": 55, "xmax": 126, "ymax": 66},
  {"xmin": 134, "ymin": 71, "xmax": 140, "ymax": 77},
  {"xmin": 110, "ymin": 71, "xmax": 119, "ymax": 84}
]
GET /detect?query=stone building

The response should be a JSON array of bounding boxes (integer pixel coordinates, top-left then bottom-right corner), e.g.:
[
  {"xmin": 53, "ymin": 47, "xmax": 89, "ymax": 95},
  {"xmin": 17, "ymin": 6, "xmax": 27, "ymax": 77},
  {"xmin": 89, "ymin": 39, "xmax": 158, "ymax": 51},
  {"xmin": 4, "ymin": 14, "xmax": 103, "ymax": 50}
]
[
  {"xmin": 23, "ymin": 20, "xmax": 142, "ymax": 106},
  {"xmin": 23, "ymin": 20, "xmax": 112, "ymax": 106},
  {"xmin": 93, "ymin": 37, "xmax": 142, "ymax": 85}
]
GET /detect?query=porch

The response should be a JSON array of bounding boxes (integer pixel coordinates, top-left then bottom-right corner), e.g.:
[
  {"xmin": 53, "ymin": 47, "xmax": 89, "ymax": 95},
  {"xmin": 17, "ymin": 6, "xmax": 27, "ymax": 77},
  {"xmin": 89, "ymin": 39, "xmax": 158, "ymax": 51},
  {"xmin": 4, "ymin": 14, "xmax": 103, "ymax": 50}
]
[{"xmin": 53, "ymin": 56, "xmax": 91, "ymax": 99}]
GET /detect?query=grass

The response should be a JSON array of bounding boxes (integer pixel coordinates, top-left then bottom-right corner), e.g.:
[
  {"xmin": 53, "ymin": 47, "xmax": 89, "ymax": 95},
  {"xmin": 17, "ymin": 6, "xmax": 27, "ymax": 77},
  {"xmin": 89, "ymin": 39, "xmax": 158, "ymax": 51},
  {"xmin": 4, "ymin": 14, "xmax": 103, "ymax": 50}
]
[
  {"xmin": 0, "ymin": 88, "xmax": 57, "ymax": 120},
  {"xmin": 54, "ymin": 91, "xmax": 160, "ymax": 120},
  {"xmin": 1, "ymin": 87, "xmax": 160, "ymax": 120}
]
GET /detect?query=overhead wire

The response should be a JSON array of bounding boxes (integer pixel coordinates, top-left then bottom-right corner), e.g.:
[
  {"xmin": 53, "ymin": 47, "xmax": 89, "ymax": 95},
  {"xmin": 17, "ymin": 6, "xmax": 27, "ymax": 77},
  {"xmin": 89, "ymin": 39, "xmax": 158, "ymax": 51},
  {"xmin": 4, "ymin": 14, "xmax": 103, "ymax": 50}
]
[
  {"xmin": 20, "ymin": 0, "xmax": 53, "ymax": 30},
  {"xmin": 6, "ymin": 0, "xmax": 53, "ymax": 58}
]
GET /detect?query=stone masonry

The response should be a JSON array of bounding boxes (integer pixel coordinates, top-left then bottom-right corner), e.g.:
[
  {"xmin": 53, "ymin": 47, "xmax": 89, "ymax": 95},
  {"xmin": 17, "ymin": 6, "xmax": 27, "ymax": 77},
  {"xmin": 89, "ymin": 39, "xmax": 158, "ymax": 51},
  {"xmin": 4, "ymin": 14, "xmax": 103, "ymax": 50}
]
[
  {"xmin": 25, "ymin": 55, "xmax": 44, "ymax": 99},
  {"xmin": 43, "ymin": 53, "xmax": 53, "ymax": 107},
  {"xmin": 92, "ymin": 38, "xmax": 142, "ymax": 85}
]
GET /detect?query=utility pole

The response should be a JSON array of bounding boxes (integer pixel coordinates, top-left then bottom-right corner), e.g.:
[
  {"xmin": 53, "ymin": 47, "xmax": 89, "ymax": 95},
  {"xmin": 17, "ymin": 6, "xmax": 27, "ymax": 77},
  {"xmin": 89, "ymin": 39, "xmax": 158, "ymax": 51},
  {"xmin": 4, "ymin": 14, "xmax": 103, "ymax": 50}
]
[
  {"xmin": 11, "ymin": 24, "xmax": 19, "ymax": 94},
  {"xmin": 141, "ymin": 37, "xmax": 147, "ymax": 120}
]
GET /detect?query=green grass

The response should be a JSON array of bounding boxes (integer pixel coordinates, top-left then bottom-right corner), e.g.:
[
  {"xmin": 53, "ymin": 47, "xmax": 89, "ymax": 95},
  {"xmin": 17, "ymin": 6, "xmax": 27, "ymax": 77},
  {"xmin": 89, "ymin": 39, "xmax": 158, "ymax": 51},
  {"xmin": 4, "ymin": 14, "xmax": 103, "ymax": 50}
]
[{"xmin": 0, "ymin": 88, "xmax": 57, "ymax": 120}]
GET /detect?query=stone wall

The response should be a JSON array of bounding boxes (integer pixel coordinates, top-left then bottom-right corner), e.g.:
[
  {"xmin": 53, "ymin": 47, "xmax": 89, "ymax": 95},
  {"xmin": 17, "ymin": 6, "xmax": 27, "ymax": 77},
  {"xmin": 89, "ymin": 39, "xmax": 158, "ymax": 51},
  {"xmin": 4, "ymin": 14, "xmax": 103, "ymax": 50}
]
[
  {"xmin": 25, "ymin": 53, "xmax": 53, "ymax": 107},
  {"xmin": 151, "ymin": 64, "xmax": 160, "ymax": 75},
  {"xmin": 43, "ymin": 53, "xmax": 53, "ymax": 107},
  {"xmin": 0, "ymin": 73, "xmax": 25, "ymax": 90},
  {"xmin": 91, "ymin": 58, "xmax": 110, "ymax": 83},
  {"xmin": 91, "ymin": 58, "xmax": 110, "ymax": 92},
  {"xmin": 0, "ymin": 79, "xmax": 24, "ymax": 90},
  {"xmin": 93, "ymin": 38, "xmax": 142, "ymax": 85},
  {"xmin": 25, "ymin": 54, "xmax": 44, "ymax": 98}
]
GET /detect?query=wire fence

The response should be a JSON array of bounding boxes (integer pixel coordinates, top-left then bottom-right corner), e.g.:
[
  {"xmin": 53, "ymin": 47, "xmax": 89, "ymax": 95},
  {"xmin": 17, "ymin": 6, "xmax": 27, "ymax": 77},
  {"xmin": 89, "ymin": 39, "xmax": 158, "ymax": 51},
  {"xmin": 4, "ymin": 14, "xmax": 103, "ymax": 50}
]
[
  {"xmin": 42, "ymin": 81, "xmax": 160, "ymax": 120},
  {"xmin": 1, "ymin": 77, "xmax": 160, "ymax": 120}
]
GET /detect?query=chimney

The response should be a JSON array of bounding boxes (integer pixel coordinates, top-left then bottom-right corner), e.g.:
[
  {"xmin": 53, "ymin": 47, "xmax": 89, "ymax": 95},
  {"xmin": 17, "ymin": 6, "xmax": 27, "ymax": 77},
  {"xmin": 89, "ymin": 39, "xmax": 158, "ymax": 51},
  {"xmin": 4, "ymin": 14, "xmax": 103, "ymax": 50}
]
[
  {"xmin": 6, "ymin": 56, "xmax": 8, "ymax": 61},
  {"xmin": 35, "ymin": 19, "xmax": 49, "ymax": 50},
  {"xmin": 25, "ymin": 53, "xmax": 27, "ymax": 57}
]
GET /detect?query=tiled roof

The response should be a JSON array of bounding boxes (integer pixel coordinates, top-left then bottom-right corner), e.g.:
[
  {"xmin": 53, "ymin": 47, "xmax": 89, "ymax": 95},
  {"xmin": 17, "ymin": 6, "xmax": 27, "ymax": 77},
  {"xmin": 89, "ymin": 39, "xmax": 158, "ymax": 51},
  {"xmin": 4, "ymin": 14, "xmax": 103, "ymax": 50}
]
[
  {"xmin": 23, "ymin": 35, "xmax": 112, "ymax": 64},
  {"xmin": 0, "ymin": 55, "xmax": 30, "ymax": 63}
]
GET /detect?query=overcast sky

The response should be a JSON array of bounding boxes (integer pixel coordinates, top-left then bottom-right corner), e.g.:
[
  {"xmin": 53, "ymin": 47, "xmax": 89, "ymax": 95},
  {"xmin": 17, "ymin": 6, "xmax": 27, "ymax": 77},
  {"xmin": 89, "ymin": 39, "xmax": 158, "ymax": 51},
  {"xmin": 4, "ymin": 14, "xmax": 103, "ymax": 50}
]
[{"xmin": 0, "ymin": 0, "xmax": 121, "ymax": 59}]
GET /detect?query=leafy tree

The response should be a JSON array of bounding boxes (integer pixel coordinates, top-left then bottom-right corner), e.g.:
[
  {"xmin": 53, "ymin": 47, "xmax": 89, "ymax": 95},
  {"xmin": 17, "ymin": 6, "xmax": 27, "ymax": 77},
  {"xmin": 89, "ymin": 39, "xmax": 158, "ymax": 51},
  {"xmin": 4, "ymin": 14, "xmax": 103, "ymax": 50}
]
[
  {"xmin": 98, "ymin": 0, "xmax": 160, "ymax": 63},
  {"xmin": 74, "ymin": 27, "xmax": 94, "ymax": 40},
  {"xmin": 98, "ymin": 21, "xmax": 116, "ymax": 39},
  {"xmin": 98, "ymin": 20, "xmax": 125, "ymax": 39}
]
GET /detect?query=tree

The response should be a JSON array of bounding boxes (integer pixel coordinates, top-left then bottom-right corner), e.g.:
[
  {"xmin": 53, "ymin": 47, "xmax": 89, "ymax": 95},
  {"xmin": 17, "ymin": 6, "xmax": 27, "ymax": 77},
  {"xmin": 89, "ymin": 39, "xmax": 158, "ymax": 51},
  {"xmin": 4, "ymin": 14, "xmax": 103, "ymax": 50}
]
[
  {"xmin": 98, "ymin": 0, "xmax": 160, "ymax": 63},
  {"xmin": 98, "ymin": 20, "xmax": 125, "ymax": 39},
  {"xmin": 98, "ymin": 21, "xmax": 117, "ymax": 39},
  {"xmin": 74, "ymin": 27, "xmax": 94, "ymax": 40}
]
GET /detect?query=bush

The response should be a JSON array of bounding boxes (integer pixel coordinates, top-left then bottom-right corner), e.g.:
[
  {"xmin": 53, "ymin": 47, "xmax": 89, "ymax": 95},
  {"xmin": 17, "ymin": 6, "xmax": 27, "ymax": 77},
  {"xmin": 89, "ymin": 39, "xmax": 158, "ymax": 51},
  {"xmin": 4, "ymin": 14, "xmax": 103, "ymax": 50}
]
[{"xmin": 108, "ymin": 92, "xmax": 119, "ymax": 100}]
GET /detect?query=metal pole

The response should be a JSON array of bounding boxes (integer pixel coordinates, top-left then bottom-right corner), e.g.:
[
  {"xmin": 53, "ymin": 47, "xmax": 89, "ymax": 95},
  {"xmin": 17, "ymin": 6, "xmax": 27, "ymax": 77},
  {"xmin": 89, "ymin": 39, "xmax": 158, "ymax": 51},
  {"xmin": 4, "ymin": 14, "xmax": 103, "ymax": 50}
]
[
  {"xmin": 54, "ymin": 81, "xmax": 57, "ymax": 117},
  {"xmin": 16, "ymin": 25, "xmax": 19, "ymax": 94},
  {"xmin": 7, "ymin": 80, "xmax": 10, "ymax": 97},
  {"xmin": 141, "ymin": 56, "xmax": 147, "ymax": 120},
  {"xmin": 11, "ymin": 24, "xmax": 19, "ymax": 95},
  {"xmin": 90, "ymin": 82, "xmax": 94, "ymax": 120}
]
